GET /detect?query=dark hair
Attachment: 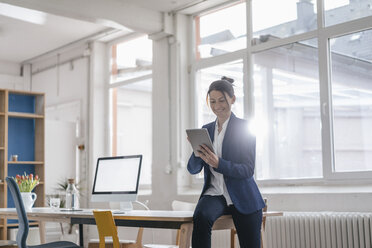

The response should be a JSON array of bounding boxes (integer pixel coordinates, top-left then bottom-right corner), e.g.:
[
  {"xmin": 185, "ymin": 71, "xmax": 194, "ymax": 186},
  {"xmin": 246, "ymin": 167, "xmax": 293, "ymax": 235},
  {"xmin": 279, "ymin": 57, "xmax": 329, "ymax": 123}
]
[{"xmin": 206, "ymin": 76, "xmax": 235, "ymax": 105}]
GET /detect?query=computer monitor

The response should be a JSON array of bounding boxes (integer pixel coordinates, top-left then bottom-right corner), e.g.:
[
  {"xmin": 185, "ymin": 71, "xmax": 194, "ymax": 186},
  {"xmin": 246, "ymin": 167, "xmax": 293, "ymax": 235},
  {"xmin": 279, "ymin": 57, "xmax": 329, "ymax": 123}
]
[{"xmin": 91, "ymin": 155, "xmax": 142, "ymax": 211}]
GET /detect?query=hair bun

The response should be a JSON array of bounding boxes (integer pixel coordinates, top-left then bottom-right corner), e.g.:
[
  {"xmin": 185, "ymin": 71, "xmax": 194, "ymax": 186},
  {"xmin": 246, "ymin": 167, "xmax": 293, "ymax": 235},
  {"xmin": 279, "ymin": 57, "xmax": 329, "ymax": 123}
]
[{"xmin": 221, "ymin": 76, "xmax": 234, "ymax": 84}]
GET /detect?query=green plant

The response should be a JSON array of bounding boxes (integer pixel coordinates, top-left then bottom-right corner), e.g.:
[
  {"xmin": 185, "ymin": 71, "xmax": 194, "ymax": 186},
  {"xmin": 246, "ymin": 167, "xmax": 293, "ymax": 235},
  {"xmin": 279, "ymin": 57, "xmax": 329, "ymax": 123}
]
[
  {"xmin": 56, "ymin": 178, "xmax": 83, "ymax": 192},
  {"xmin": 14, "ymin": 173, "xmax": 40, "ymax": 192}
]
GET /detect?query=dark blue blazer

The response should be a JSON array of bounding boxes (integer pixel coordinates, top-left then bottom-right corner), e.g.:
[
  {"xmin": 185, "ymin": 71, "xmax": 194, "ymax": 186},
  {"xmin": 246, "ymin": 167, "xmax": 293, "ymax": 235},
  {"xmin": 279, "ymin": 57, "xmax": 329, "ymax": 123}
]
[{"xmin": 187, "ymin": 113, "xmax": 265, "ymax": 214}]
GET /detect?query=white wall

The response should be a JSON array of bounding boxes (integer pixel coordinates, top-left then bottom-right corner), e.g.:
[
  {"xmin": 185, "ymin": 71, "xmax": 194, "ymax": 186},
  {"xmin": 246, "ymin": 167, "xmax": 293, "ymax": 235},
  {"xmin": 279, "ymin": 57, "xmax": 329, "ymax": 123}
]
[
  {"xmin": 0, "ymin": 60, "xmax": 20, "ymax": 76},
  {"xmin": 31, "ymin": 49, "xmax": 90, "ymax": 203},
  {"xmin": 45, "ymin": 120, "xmax": 76, "ymax": 194},
  {"xmin": 0, "ymin": 60, "xmax": 25, "ymax": 90}
]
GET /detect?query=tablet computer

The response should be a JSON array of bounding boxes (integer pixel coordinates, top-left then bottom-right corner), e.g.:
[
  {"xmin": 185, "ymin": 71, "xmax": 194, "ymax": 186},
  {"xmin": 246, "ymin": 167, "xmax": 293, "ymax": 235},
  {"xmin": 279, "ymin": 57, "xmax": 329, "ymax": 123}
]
[{"xmin": 186, "ymin": 128, "xmax": 214, "ymax": 157}]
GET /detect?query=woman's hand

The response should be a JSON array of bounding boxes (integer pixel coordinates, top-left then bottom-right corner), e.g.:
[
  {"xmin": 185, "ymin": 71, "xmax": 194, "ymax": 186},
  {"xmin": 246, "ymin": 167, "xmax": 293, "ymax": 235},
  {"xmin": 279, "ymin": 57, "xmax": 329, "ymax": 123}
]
[{"xmin": 198, "ymin": 144, "xmax": 219, "ymax": 168}]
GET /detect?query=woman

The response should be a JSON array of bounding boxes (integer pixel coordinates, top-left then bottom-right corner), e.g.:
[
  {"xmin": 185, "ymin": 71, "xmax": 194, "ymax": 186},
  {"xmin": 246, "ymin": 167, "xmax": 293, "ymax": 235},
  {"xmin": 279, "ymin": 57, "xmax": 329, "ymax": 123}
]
[{"xmin": 187, "ymin": 76, "xmax": 265, "ymax": 248}]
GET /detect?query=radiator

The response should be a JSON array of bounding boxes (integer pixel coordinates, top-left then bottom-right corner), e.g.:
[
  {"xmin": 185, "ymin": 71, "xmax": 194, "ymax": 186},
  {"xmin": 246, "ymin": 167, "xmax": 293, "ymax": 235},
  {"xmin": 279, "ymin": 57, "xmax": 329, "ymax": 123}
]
[{"xmin": 264, "ymin": 212, "xmax": 372, "ymax": 248}]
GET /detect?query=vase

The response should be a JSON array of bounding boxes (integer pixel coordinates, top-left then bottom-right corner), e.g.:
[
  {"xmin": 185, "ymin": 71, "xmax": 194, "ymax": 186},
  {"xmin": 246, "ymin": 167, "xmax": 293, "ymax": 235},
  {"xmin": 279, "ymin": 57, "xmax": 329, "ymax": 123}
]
[{"xmin": 21, "ymin": 192, "xmax": 37, "ymax": 211}]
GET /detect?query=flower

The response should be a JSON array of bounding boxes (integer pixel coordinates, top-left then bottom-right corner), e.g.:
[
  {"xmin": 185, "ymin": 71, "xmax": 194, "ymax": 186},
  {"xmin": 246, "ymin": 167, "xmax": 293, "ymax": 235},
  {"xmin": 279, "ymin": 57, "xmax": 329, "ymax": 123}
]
[{"xmin": 13, "ymin": 172, "xmax": 40, "ymax": 192}]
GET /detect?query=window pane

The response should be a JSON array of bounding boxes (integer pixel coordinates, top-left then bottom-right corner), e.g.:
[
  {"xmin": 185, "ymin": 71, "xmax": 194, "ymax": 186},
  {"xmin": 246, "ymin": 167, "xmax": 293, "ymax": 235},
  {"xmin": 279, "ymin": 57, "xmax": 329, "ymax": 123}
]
[
  {"xmin": 252, "ymin": 0, "xmax": 317, "ymax": 41},
  {"xmin": 110, "ymin": 79, "xmax": 152, "ymax": 186},
  {"xmin": 253, "ymin": 39, "xmax": 322, "ymax": 180},
  {"xmin": 196, "ymin": 2, "xmax": 246, "ymax": 59},
  {"xmin": 330, "ymin": 29, "xmax": 372, "ymax": 172},
  {"xmin": 325, "ymin": 0, "xmax": 372, "ymax": 26},
  {"xmin": 196, "ymin": 61, "xmax": 244, "ymax": 127},
  {"xmin": 111, "ymin": 36, "xmax": 152, "ymax": 83}
]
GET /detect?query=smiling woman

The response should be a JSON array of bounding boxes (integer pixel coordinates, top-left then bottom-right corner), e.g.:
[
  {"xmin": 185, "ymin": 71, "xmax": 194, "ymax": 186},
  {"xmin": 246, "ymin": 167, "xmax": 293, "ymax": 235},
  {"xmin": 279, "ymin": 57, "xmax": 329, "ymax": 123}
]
[
  {"xmin": 207, "ymin": 78, "xmax": 236, "ymax": 127},
  {"xmin": 187, "ymin": 76, "xmax": 265, "ymax": 248},
  {"xmin": 196, "ymin": 60, "xmax": 244, "ymax": 127}
]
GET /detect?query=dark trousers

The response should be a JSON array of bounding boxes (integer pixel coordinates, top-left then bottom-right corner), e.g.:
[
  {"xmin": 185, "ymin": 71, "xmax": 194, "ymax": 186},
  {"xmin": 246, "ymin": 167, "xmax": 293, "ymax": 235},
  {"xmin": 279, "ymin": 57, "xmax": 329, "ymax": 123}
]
[{"xmin": 192, "ymin": 195, "xmax": 262, "ymax": 248}]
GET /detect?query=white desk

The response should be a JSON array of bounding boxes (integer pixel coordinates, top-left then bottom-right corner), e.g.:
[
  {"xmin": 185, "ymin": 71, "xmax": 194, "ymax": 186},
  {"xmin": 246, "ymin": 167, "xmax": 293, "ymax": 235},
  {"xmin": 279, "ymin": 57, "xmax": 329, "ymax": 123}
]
[{"xmin": 0, "ymin": 208, "xmax": 283, "ymax": 248}]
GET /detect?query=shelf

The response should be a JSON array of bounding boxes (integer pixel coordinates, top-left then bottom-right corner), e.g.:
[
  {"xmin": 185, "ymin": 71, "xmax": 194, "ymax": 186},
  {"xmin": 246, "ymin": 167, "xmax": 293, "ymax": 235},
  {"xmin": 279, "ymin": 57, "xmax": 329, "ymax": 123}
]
[
  {"xmin": 7, "ymin": 112, "xmax": 44, "ymax": 119},
  {"xmin": 8, "ymin": 161, "xmax": 44, "ymax": 165},
  {"xmin": 1, "ymin": 90, "xmax": 46, "ymax": 239},
  {"xmin": 8, "ymin": 89, "xmax": 44, "ymax": 96},
  {"xmin": 7, "ymin": 222, "xmax": 39, "ymax": 228},
  {"xmin": 6, "ymin": 223, "xmax": 19, "ymax": 227}
]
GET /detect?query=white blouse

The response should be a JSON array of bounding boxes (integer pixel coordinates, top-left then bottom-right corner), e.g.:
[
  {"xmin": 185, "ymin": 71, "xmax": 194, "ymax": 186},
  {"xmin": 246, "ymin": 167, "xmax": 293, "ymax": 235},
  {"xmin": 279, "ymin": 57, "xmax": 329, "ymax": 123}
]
[{"xmin": 203, "ymin": 116, "xmax": 233, "ymax": 205}]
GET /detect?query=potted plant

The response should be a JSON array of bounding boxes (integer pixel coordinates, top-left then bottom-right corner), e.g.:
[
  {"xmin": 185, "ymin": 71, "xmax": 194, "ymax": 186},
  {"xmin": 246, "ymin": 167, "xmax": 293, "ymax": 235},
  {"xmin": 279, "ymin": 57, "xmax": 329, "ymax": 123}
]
[{"xmin": 13, "ymin": 173, "xmax": 40, "ymax": 211}]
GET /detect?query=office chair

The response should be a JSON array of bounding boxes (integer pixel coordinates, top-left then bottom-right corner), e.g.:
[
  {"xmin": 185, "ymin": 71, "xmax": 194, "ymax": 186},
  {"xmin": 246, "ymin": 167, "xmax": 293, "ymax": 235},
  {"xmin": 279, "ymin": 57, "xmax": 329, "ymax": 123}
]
[
  {"xmin": 230, "ymin": 198, "xmax": 268, "ymax": 248},
  {"xmin": 6, "ymin": 177, "xmax": 80, "ymax": 248},
  {"xmin": 91, "ymin": 210, "xmax": 143, "ymax": 248}
]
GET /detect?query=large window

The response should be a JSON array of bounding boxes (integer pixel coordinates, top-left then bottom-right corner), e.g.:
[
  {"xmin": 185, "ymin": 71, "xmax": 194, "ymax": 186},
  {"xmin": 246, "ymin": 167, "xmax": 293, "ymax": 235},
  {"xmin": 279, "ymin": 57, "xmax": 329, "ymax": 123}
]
[
  {"xmin": 191, "ymin": 0, "xmax": 372, "ymax": 183},
  {"xmin": 195, "ymin": 1, "xmax": 246, "ymax": 59},
  {"xmin": 252, "ymin": 0, "xmax": 317, "ymax": 39},
  {"xmin": 109, "ymin": 35, "xmax": 152, "ymax": 187},
  {"xmin": 110, "ymin": 36, "xmax": 152, "ymax": 84},
  {"xmin": 325, "ymin": 0, "xmax": 372, "ymax": 26},
  {"xmin": 330, "ymin": 29, "xmax": 372, "ymax": 172},
  {"xmin": 253, "ymin": 40, "xmax": 322, "ymax": 180}
]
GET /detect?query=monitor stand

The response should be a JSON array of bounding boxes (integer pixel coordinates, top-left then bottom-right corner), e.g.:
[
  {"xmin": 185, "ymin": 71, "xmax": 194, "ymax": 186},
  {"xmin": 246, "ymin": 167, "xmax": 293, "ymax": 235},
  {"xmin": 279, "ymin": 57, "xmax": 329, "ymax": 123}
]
[{"xmin": 120, "ymin": 201, "xmax": 133, "ymax": 211}]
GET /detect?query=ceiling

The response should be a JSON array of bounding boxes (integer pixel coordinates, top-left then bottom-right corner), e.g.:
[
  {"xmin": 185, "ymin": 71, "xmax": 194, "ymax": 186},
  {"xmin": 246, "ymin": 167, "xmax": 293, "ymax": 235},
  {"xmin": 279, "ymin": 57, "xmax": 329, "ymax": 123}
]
[
  {"xmin": 0, "ymin": 0, "xmax": 208, "ymax": 64},
  {"xmin": 0, "ymin": 6, "xmax": 109, "ymax": 63},
  {"xmin": 120, "ymin": 0, "xmax": 200, "ymax": 12}
]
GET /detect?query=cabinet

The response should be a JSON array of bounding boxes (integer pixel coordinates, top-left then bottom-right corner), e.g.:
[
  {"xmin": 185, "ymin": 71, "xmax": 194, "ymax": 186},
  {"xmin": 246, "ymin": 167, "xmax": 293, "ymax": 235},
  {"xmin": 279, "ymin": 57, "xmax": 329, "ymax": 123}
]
[{"xmin": 0, "ymin": 89, "xmax": 45, "ymax": 239}]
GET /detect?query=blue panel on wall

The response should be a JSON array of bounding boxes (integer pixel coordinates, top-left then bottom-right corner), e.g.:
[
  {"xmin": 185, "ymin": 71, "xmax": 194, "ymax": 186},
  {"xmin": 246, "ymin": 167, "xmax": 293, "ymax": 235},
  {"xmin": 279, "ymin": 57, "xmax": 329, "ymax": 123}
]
[
  {"xmin": 8, "ymin": 118, "xmax": 35, "ymax": 161},
  {"xmin": 7, "ymin": 164, "xmax": 35, "ymax": 183},
  {"xmin": 6, "ymin": 94, "xmax": 38, "ymax": 224},
  {"xmin": 8, "ymin": 94, "xmax": 35, "ymax": 113},
  {"xmin": 7, "ymin": 117, "xmax": 36, "ymax": 224}
]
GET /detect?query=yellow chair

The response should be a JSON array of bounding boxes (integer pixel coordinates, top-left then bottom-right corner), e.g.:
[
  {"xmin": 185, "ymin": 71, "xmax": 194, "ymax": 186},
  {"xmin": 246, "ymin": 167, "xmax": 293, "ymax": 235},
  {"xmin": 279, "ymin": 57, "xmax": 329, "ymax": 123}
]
[{"xmin": 90, "ymin": 210, "xmax": 143, "ymax": 248}]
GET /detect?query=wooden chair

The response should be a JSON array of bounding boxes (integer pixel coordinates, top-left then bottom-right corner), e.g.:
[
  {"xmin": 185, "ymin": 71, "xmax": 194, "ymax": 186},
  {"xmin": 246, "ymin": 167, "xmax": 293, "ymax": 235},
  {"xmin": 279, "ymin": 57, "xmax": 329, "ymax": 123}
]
[
  {"xmin": 230, "ymin": 198, "xmax": 268, "ymax": 248},
  {"xmin": 90, "ymin": 210, "xmax": 143, "ymax": 248}
]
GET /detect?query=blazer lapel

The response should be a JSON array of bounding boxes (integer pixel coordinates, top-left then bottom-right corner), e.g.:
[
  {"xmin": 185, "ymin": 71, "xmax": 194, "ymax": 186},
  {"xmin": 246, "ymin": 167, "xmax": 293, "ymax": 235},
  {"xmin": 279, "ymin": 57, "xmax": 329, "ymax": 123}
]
[
  {"xmin": 208, "ymin": 119, "xmax": 216, "ymax": 143},
  {"xmin": 222, "ymin": 113, "xmax": 236, "ymax": 158}
]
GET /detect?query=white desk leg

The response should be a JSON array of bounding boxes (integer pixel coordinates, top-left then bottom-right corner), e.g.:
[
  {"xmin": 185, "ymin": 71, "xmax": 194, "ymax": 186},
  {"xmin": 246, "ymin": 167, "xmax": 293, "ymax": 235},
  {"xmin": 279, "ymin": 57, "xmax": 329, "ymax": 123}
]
[
  {"xmin": 178, "ymin": 223, "xmax": 193, "ymax": 248},
  {"xmin": 39, "ymin": 221, "xmax": 46, "ymax": 243}
]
